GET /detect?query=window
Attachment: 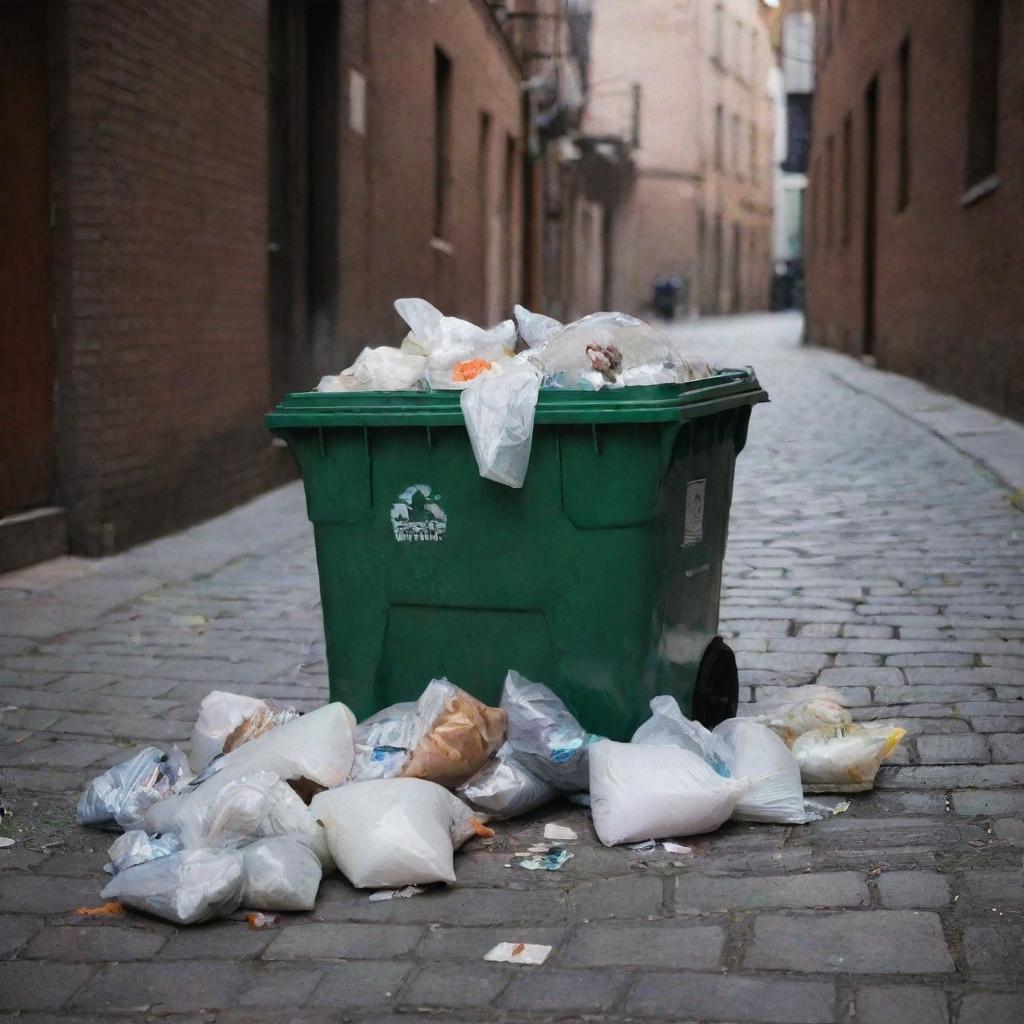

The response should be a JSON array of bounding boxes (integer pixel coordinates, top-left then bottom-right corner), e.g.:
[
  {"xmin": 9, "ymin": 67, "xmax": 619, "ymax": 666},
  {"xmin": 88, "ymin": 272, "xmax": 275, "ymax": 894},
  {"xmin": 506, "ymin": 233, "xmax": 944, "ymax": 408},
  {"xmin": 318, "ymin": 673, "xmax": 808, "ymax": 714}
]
[
  {"xmin": 714, "ymin": 104, "xmax": 724, "ymax": 171},
  {"xmin": 433, "ymin": 47, "xmax": 452, "ymax": 238},
  {"xmin": 732, "ymin": 114, "xmax": 742, "ymax": 176},
  {"xmin": 897, "ymin": 37, "xmax": 910, "ymax": 210},
  {"xmin": 750, "ymin": 124, "xmax": 758, "ymax": 184},
  {"xmin": 750, "ymin": 27, "xmax": 758, "ymax": 87},
  {"xmin": 713, "ymin": 4, "xmax": 724, "ymax": 66},
  {"xmin": 477, "ymin": 111, "xmax": 492, "ymax": 317},
  {"xmin": 810, "ymin": 154, "xmax": 821, "ymax": 255},
  {"xmin": 841, "ymin": 113, "xmax": 852, "ymax": 243},
  {"xmin": 734, "ymin": 19, "xmax": 743, "ymax": 78},
  {"xmin": 966, "ymin": 0, "xmax": 1000, "ymax": 189},
  {"xmin": 825, "ymin": 134, "xmax": 835, "ymax": 248}
]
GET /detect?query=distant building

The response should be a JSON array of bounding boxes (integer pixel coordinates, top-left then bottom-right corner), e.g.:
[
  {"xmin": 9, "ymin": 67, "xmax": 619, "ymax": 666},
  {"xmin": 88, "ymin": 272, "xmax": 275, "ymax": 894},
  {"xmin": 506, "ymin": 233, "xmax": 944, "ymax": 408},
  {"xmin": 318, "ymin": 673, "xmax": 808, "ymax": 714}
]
[
  {"xmin": 584, "ymin": 0, "xmax": 776, "ymax": 318},
  {"xmin": 804, "ymin": 0, "xmax": 1024, "ymax": 422},
  {"xmin": 0, "ymin": 0, "xmax": 525, "ymax": 569}
]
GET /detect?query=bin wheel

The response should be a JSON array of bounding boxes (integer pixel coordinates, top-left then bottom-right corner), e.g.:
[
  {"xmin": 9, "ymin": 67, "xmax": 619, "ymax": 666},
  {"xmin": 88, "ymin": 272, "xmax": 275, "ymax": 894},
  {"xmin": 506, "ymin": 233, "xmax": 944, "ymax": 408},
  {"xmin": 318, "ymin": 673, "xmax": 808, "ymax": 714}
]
[{"xmin": 692, "ymin": 636, "xmax": 738, "ymax": 729}]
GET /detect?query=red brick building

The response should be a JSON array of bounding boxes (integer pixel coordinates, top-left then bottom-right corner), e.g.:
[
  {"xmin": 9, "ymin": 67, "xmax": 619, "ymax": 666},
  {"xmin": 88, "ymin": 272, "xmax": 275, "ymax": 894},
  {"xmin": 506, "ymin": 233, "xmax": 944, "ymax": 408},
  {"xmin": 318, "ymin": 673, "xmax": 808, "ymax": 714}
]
[
  {"xmin": 804, "ymin": 0, "xmax": 1024, "ymax": 421},
  {"xmin": 0, "ymin": 0, "xmax": 526, "ymax": 569}
]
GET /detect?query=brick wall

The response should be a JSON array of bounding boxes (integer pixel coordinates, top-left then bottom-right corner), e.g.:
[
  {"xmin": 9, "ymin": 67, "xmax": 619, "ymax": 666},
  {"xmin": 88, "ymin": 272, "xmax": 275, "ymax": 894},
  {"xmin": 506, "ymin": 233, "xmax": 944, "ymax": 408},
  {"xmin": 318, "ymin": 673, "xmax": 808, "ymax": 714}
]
[{"xmin": 805, "ymin": 0, "xmax": 1024, "ymax": 422}]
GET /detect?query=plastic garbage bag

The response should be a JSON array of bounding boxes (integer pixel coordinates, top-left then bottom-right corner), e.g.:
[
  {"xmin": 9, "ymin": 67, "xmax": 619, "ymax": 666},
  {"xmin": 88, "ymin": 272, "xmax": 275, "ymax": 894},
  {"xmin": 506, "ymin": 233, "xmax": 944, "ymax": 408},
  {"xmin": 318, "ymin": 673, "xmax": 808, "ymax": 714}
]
[
  {"xmin": 792, "ymin": 723, "xmax": 907, "ymax": 793},
  {"xmin": 401, "ymin": 679, "xmax": 507, "ymax": 789},
  {"xmin": 589, "ymin": 739, "xmax": 750, "ymax": 846},
  {"xmin": 751, "ymin": 686, "xmax": 853, "ymax": 746},
  {"xmin": 458, "ymin": 742, "xmax": 557, "ymax": 819},
  {"xmin": 77, "ymin": 746, "xmax": 192, "ymax": 831},
  {"xmin": 539, "ymin": 312, "xmax": 674, "ymax": 376},
  {"xmin": 189, "ymin": 691, "xmax": 299, "ymax": 773},
  {"xmin": 101, "ymin": 847, "xmax": 244, "ymax": 925},
  {"xmin": 500, "ymin": 670, "xmax": 596, "ymax": 793},
  {"xmin": 104, "ymin": 830, "xmax": 183, "ymax": 875},
  {"xmin": 351, "ymin": 702, "xmax": 419, "ymax": 782},
  {"xmin": 712, "ymin": 718, "xmax": 807, "ymax": 824},
  {"xmin": 316, "ymin": 347, "xmax": 426, "ymax": 393},
  {"xmin": 514, "ymin": 304, "xmax": 563, "ymax": 350},
  {"xmin": 311, "ymin": 778, "xmax": 482, "ymax": 888},
  {"xmin": 240, "ymin": 836, "xmax": 323, "ymax": 912},
  {"xmin": 147, "ymin": 769, "xmax": 332, "ymax": 870},
  {"xmin": 632, "ymin": 696, "xmax": 731, "ymax": 777},
  {"xmin": 460, "ymin": 358, "xmax": 542, "ymax": 487}
]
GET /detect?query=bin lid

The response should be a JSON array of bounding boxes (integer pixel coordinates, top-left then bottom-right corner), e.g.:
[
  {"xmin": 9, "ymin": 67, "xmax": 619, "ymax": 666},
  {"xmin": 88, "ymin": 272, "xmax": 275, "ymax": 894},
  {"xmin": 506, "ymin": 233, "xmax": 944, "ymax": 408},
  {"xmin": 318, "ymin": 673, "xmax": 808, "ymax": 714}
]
[{"xmin": 266, "ymin": 367, "xmax": 768, "ymax": 429}]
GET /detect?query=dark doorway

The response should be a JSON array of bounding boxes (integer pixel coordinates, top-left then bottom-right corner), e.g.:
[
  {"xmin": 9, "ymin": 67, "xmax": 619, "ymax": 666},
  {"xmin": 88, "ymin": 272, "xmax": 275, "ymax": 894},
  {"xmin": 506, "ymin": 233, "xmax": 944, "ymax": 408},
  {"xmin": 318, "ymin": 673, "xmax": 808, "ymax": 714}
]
[
  {"xmin": 732, "ymin": 222, "xmax": 743, "ymax": 313},
  {"xmin": 0, "ymin": 2, "xmax": 54, "ymax": 515},
  {"xmin": 712, "ymin": 212, "xmax": 723, "ymax": 315},
  {"xmin": 862, "ymin": 77, "xmax": 878, "ymax": 356},
  {"xmin": 268, "ymin": 0, "xmax": 340, "ymax": 399}
]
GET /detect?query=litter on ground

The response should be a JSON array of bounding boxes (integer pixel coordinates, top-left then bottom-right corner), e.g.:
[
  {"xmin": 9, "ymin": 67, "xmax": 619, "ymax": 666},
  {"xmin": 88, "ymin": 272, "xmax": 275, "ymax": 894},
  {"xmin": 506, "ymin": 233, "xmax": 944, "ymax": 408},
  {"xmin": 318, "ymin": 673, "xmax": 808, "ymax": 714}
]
[
  {"xmin": 543, "ymin": 823, "xmax": 577, "ymax": 842},
  {"xmin": 484, "ymin": 942, "xmax": 552, "ymax": 965}
]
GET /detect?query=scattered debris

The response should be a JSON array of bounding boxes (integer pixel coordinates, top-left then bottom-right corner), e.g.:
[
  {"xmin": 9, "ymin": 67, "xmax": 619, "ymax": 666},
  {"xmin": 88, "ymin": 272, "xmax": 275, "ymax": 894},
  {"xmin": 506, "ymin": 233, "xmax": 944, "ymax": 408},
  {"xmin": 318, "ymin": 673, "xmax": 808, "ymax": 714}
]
[
  {"xmin": 0, "ymin": 837, "xmax": 15, "ymax": 849},
  {"xmin": 76, "ymin": 900, "xmax": 125, "ymax": 917},
  {"xmin": 543, "ymin": 823, "xmax": 577, "ymax": 842},
  {"xmin": 484, "ymin": 941, "xmax": 552, "ymax": 965},
  {"xmin": 246, "ymin": 911, "xmax": 279, "ymax": 929},
  {"xmin": 662, "ymin": 842, "xmax": 692, "ymax": 855},
  {"xmin": 628, "ymin": 839, "xmax": 657, "ymax": 852},
  {"xmin": 517, "ymin": 847, "xmax": 574, "ymax": 871},
  {"xmin": 368, "ymin": 885, "xmax": 426, "ymax": 902}
]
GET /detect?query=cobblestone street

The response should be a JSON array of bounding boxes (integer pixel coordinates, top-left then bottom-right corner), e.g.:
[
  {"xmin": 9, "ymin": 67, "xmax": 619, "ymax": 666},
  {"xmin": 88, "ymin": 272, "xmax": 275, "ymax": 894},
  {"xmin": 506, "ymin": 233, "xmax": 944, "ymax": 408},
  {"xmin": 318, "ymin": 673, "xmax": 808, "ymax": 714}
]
[{"xmin": 1, "ymin": 312, "xmax": 1022, "ymax": 1023}]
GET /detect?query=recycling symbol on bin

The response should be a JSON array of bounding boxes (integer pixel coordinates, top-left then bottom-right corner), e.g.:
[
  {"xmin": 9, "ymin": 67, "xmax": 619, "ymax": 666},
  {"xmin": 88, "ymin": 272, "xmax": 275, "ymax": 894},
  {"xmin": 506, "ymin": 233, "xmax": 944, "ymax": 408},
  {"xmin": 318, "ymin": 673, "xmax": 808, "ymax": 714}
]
[{"xmin": 390, "ymin": 484, "xmax": 447, "ymax": 543}]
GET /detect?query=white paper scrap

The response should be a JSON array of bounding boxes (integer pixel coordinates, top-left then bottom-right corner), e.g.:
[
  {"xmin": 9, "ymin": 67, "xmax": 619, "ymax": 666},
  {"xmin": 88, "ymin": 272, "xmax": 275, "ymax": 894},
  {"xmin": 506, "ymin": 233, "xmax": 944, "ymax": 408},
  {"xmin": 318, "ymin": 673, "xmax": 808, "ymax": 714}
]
[
  {"xmin": 543, "ymin": 823, "xmax": 577, "ymax": 842},
  {"xmin": 484, "ymin": 942, "xmax": 552, "ymax": 966},
  {"xmin": 663, "ymin": 842, "xmax": 692, "ymax": 855}
]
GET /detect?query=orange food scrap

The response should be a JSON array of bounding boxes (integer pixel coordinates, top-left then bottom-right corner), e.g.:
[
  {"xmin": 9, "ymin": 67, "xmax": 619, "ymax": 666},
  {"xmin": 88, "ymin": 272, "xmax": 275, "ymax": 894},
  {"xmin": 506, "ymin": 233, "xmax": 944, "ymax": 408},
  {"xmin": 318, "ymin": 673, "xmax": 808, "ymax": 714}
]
[
  {"xmin": 76, "ymin": 901, "xmax": 124, "ymax": 917},
  {"xmin": 452, "ymin": 358, "xmax": 492, "ymax": 382},
  {"xmin": 470, "ymin": 818, "xmax": 496, "ymax": 839}
]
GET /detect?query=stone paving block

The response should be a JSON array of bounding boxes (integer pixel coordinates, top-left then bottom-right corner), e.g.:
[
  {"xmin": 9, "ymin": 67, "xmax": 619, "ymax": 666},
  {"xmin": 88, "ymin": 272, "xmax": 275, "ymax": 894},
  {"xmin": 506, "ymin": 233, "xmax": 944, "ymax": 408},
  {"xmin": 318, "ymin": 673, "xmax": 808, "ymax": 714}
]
[
  {"xmin": 498, "ymin": 967, "xmax": 629, "ymax": 1013},
  {"xmin": 959, "ymin": 870, "xmax": 1024, "ymax": 905},
  {"xmin": 875, "ymin": 686, "xmax": 994, "ymax": 705},
  {"xmin": 24, "ymin": 924, "xmax": 167, "ymax": 961},
  {"xmin": 834, "ymin": 653, "xmax": 884, "ymax": 667},
  {"xmin": 0, "ymin": 875, "xmax": 98, "ymax": 914},
  {"xmin": 879, "ymin": 765, "xmax": 1023, "ymax": 789},
  {"xmin": 400, "ymin": 962, "xmax": 511, "ymax": 1009},
  {"xmin": 854, "ymin": 984, "xmax": 948, "ymax": 1024},
  {"xmin": 71, "ymin": 962, "xmax": 253, "ymax": 1012},
  {"xmin": 886, "ymin": 652, "xmax": 976, "ymax": 667},
  {"xmin": 675, "ymin": 872, "xmax": 869, "ymax": 912},
  {"xmin": 744, "ymin": 911, "xmax": 954, "ymax": 973},
  {"xmin": 963, "ymin": 923, "xmax": 1024, "ymax": 972},
  {"xmin": 0, "ymin": 962, "xmax": 93, "ymax": 1011},
  {"xmin": 160, "ymin": 922, "xmax": 272, "ymax": 959},
  {"xmin": 989, "ymin": 733, "xmax": 1024, "ymax": 762},
  {"xmin": 874, "ymin": 871, "xmax": 950, "ymax": 908},
  {"xmin": 3, "ymin": 739, "xmax": 127, "ymax": 770},
  {"xmin": 563, "ymin": 874, "xmax": 666, "ymax": 922},
  {"xmin": 957, "ymin": 992, "xmax": 1024, "ymax": 1024},
  {"xmin": 626, "ymin": 972, "xmax": 836, "ymax": 1022},
  {"xmin": 561, "ymin": 924, "xmax": 726, "ymax": 969},
  {"xmin": 264, "ymin": 922, "xmax": 423, "ymax": 960},
  {"xmin": 908, "ymin": 667, "xmax": 1024, "ymax": 685},
  {"xmin": 0, "ymin": 915, "xmax": 42, "ymax": 958},
  {"xmin": 916, "ymin": 734, "xmax": 991, "ymax": 764},
  {"xmin": 952, "ymin": 789, "xmax": 1024, "ymax": 815},
  {"xmin": 235, "ymin": 965, "xmax": 327, "ymax": 1008},
  {"xmin": 309, "ymin": 961, "xmax": 412, "ymax": 1009},
  {"xmin": 819, "ymin": 667, "xmax": 905, "ymax": 687}
]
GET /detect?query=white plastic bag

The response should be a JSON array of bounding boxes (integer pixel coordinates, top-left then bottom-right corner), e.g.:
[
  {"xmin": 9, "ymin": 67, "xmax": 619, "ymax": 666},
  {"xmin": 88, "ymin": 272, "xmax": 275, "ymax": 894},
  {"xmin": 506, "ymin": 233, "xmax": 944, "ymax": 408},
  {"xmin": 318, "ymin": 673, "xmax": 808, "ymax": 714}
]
[
  {"xmin": 460, "ymin": 360, "xmax": 542, "ymax": 488},
  {"xmin": 514, "ymin": 304, "xmax": 563, "ymax": 350},
  {"xmin": 752, "ymin": 686, "xmax": 853, "ymax": 746},
  {"xmin": 77, "ymin": 746, "xmax": 192, "ymax": 831},
  {"xmin": 793, "ymin": 723, "xmax": 906, "ymax": 793},
  {"xmin": 311, "ymin": 778, "xmax": 481, "ymax": 888},
  {"xmin": 589, "ymin": 739, "xmax": 750, "ymax": 846},
  {"xmin": 351, "ymin": 702, "xmax": 419, "ymax": 781},
  {"xmin": 501, "ymin": 670, "xmax": 595, "ymax": 792},
  {"xmin": 104, "ymin": 830, "xmax": 183, "ymax": 875},
  {"xmin": 101, "ymin": 847, "xmax": 244, "ymax": 925},
  {"xmin": 632, "ymin": 696, "xmax": 731, "ymax": 777},
  {"xmin": 317, "ymin": 347, "xmax": 427, "ymax": 393},
  {"xmin": 712, "ymin": 718, "xmax": 807, "ymax": 824},
  {"xmin": 189, "ymin": 691, "xmax": 299, "ymax": 773},
  {"xmin": 240, "ymin": 836, "xmax": 323, "ymax": 912},
  {"xmin": 458, "ymin": 742, "xmax": 557, "ymax": 819}
]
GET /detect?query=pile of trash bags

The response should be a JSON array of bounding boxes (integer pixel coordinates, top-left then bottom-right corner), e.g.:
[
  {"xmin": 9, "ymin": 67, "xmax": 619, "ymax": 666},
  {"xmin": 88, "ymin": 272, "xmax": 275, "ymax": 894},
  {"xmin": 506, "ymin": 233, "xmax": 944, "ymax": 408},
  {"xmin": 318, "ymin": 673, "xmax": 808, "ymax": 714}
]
[
  {"xmin": 314, "ymin": 300, "xmax": 715, "ymax": 489},
  {"xmin": 75, "ymin": 675, "xmax": 904, "ymax": 925}
]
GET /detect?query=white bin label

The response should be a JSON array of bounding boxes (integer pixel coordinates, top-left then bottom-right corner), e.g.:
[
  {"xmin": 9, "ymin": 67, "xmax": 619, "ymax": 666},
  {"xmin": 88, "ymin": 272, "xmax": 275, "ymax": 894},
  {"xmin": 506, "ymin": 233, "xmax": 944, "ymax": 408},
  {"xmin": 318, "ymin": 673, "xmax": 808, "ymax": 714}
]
[
  {"xmin": 683, "ymin": 479, "xmax": 706, "ymax": 547},
  {"xmin": 391, "ymin": 484, "xmax": 447, "ymax": 543}
]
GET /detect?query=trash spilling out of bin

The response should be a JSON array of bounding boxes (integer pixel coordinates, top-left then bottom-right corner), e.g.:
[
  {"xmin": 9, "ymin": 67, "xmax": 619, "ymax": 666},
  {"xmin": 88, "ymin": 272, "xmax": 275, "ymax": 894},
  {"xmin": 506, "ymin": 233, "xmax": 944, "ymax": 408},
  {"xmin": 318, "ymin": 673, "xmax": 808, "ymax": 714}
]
[{"xmin": 74, "ymin": 672, "xmax": 905, "ymax": 926}]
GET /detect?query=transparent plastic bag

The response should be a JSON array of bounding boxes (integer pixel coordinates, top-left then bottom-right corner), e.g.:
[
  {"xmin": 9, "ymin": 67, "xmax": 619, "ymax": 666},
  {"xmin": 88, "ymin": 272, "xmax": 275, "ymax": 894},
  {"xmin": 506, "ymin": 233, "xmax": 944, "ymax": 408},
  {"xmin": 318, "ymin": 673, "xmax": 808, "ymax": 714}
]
[
  {"xmin": 401, "ymin": 679, "xmax": 507, "ymax": 789},
  {"xmin": 317, "ymin": 346, "xmax": 427, "ymax": 393},
  {"xmin": 189, "ymin": 691, "xmax": 299, "ymax": 773},
  {"xmin": 751, "ymin": 686, "xmax": 853, "ymax": 746},
  {"xmin": 351, "ymin": 702, "xmax": 419, "ymax": 782},
  {"xmin": 101, "ymin": 847, "xmax": 245, "ymax": 925},
  {"xmin": 104, "ymin": 830, "xmax": 183, "ymax": 875},
  {"xmin": 589, "ymin": 739, "xmax": 750, "ymax": 846},
  {"xmin": 460, "ymin": 360, "xmax": 542, "ymax": 487},
  {"xmin": 513, "ymin": 304, "xmax": 563, "ymax": 350},
  {"xmin": 792, "ymin": 723, "xmax": 907, "ymax": 793},
  {"xmin": 712, "ymin": 718, "xmax": 807, "ymax": 824},
  {"xmin": 457, "ymin": 741, "xmax": 557, "ymax": 819},
  {"xmin": 540, "ymin": 312, "xmax": 673, "ymax": 376},
  {"xmin": 632, "ymin": 696, "xmax": 731, "ymax": 777},
  {"xmin": 240, "ymin": 836, "xmax": 323, "ymax": 912},
  {"xmin": 311, "ymin": 778, "xmax": 482, "ymax": 888},
  {"xmin": 77, "ymin": 746, "xmax": 192, "ymax": 831},
  {"xmin": 500, "ymin": 670, "xmax": 595, "ymax": 793}
]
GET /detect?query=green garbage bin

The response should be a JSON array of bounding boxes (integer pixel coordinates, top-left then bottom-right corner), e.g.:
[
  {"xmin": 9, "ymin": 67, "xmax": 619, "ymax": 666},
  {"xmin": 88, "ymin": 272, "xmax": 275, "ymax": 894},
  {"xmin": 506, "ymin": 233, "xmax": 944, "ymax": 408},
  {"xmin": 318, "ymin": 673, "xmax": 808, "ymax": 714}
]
[{"xmin": 267, "ymin": 369, "xmax": 768, "ymax": 740}]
